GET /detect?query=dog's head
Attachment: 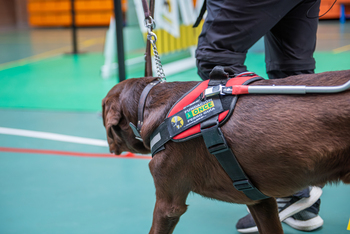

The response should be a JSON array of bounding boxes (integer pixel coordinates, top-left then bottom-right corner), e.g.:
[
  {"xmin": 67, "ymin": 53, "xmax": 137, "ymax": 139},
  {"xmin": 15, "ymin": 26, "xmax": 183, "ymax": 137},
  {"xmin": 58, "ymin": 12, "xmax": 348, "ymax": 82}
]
[{"xmin": 102, "ymin": 77, "xmax": 155, "ymax": 155}]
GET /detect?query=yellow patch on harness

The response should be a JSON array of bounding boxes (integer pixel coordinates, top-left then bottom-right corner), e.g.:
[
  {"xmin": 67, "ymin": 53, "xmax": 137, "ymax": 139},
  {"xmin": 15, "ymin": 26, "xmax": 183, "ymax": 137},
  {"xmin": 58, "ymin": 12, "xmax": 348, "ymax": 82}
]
[{"xmin": 186, "ymin": 101, "xmax": 214, "ymax": 119}]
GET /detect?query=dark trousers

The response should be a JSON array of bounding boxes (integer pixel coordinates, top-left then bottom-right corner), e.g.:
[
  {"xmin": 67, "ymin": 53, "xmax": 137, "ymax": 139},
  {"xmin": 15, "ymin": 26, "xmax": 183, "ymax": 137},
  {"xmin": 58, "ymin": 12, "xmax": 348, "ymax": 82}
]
[{"xmin": 195, "ymin": 0, "xmax": 320, "ymax": 80}]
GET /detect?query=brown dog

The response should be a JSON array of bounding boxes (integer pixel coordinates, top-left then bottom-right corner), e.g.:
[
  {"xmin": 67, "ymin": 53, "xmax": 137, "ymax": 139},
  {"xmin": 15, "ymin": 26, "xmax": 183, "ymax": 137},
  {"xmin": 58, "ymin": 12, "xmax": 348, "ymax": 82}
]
[{"xmin": 102, "ymin": 70, "xmax": 350, "ymax": 234}]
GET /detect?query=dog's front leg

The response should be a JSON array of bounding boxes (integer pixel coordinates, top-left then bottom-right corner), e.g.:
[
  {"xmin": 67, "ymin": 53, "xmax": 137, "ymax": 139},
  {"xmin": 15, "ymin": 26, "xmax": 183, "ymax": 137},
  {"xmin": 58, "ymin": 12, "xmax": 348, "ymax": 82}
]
[
  {"xmin": 149, "ymin": 195, "xmax": 188, "ymax": 234},
  {"xmin": 247, "ymin": 197, "xmax": 283, "ymax": 234},
  {"xmin": 148, "ymin": 156, "xmax": 190, "ymax": 234}
]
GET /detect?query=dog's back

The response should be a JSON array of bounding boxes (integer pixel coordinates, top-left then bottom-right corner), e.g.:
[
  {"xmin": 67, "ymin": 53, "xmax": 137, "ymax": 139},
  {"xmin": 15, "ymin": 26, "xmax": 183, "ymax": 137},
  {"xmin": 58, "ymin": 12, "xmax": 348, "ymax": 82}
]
[{"xmin": 222, "ymin": 70, "xmax": 350, "ymax": 198}]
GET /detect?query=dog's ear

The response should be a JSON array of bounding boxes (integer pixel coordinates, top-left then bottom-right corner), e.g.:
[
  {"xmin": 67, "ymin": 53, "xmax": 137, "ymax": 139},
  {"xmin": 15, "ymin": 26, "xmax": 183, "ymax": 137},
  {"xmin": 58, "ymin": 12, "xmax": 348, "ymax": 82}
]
[
  {"xmin": 102, "ymin": 97, "xmax": 108, "ymax": 127},
  {"xmin": 102, "ymin": 79, "xmax": 151, "ymax": 155},
  {"xmin": 103, "ymin": 95, "xmax": 123, "ymax": 154}
]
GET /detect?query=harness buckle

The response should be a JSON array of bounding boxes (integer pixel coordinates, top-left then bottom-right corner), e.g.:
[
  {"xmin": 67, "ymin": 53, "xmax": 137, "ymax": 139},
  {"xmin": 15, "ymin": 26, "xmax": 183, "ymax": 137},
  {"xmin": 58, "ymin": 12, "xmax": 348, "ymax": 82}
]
[
  {"xmin": 233, "ymin": 179, "xmax": 254, "ymax": 191},
  {"xmin": 207, "ymin": 143, "xmax": 228, "ymax": 155},
  {"xmin": 129, "ymin": 122, "xmax": 143, "ymax": 142},
  {"xmin": 202, "ymin": 84, "xmax": 225, "ymax": 98}
]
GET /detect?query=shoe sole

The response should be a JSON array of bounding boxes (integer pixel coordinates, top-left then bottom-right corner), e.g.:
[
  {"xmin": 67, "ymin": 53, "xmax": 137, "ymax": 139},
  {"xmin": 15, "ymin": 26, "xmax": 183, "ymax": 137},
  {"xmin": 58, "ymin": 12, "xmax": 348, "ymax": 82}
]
[
  {"xmin": 237, "ymin": 186, "xmax": 323, "ymax": 233},
  {"xmin": 279, "ymin": 186, "xmax": 323, "ymax": 221},
  {"xmin": 237, "ymin": 226, "xmax": 259, "ymax": 233},
  {"xmin": 283, "ymin": 215, "xmax": 324, "ymax": 231}
]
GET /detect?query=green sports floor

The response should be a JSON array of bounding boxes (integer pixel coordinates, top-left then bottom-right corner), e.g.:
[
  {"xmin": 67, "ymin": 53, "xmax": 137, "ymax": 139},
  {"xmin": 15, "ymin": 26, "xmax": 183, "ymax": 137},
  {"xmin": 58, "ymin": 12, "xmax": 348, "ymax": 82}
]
[{"xmin": 0, "ymin": 21, "xmax": 350, "ymax": 234}]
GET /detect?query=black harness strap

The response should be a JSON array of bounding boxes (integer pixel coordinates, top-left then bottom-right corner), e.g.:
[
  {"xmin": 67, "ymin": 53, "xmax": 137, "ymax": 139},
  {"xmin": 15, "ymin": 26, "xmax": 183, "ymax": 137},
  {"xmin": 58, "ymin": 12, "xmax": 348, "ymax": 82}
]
[
  {"xmin": 200, "ymin": 116, "xmax": 269, "ymax": 200},
  {"xmin": 137, "ymin": 79, "xmax": 161, "ymax": 130},
  {"xmin": 130, "ymin": 79, "xmax": 161, "ymax": 141}
]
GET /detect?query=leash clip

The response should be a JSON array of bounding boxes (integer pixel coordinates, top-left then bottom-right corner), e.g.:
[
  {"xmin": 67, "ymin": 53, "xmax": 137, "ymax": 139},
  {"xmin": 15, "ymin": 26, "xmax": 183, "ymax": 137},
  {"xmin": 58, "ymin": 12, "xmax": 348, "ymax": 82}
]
[{"xmin": 144, "ymin": 16, "xmax": 156, "ymax": 30}]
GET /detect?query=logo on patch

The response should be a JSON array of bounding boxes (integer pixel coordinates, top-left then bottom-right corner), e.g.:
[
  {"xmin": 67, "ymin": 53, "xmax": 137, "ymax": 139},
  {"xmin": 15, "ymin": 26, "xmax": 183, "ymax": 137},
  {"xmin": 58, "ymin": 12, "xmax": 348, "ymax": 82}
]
[
  {"xmin": 186, "ymin": 101, "xmax": 215, "ymax": 119},
  {"xmin": 171, "ymin": 116, "xmax": 184, "ymax": 129}
]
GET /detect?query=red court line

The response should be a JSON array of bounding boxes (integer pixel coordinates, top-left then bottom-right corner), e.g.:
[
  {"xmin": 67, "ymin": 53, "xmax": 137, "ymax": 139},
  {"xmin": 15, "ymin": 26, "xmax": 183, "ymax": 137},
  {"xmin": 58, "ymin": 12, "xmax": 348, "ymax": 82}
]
[{"xmin": 0, "ymin": 147, "xmax": 152, "ymax": 160}]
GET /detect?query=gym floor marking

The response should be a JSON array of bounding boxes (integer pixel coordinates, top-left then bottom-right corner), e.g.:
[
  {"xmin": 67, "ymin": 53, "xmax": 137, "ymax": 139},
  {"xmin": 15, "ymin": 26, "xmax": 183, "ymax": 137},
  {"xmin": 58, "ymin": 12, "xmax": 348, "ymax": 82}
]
[
  {"xmin": 0, "ymin": 147, "xmax": 151, "ymax": 159},
  {"xmin": 0, "ymin": 127, "xmax": 150, "ymax": 159},
  {"xmin": 333, "ymin": 44, "xmax": 350, "ymax": 54},
  {"xmin": 0, "ymin": 127, "xmax": 108, "ymax": 146}
]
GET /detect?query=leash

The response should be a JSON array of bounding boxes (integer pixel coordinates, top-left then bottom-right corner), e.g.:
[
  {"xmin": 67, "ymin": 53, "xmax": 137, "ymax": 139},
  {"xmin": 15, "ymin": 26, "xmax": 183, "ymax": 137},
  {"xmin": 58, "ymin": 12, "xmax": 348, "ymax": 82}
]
[
  {"xmin": 142, "ymin": 0, "xmax": 154, "ymax": 77},
  {"xmin": 141, "ymin": 0, "xmax": 166, "ymax": 81},
  {"xmin": 129, "ymin": 0, "xmax": 167, "ymax": 141}
]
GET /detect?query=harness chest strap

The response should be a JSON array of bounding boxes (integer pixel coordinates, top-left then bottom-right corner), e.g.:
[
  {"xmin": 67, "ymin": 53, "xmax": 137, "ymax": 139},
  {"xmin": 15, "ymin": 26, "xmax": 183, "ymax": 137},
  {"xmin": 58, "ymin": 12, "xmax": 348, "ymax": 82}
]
[{"xmin": 200, "ymin": 116, "xmax": 269, "ymax": 200}]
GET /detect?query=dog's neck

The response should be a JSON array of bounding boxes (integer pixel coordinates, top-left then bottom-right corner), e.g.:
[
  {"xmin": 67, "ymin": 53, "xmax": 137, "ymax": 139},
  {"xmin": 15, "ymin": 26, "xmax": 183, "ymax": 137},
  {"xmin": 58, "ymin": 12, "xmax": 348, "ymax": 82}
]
[{"xmin": 138, "ymin": 80, "xmax": 200, "ymax": 149}]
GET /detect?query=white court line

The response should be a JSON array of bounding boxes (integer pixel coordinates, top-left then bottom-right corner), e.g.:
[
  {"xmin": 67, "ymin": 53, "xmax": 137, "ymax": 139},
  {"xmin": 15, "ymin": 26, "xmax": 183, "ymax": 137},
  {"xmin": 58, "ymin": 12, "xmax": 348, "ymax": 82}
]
[{"xmin": 0, "ymin": 127, "xmax": 108, "ymax": 147}]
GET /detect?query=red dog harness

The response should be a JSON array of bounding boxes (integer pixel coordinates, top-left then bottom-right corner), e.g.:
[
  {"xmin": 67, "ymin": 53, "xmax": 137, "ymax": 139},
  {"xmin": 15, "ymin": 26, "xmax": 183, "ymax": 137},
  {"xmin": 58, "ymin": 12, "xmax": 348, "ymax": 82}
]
[
  {"xmin": 150, "ymin": 71, "xmax": 262, "ymax": 153},
  {"xmin": 149, "ymin": 67, "xmax": 269, "ymax": 200}
]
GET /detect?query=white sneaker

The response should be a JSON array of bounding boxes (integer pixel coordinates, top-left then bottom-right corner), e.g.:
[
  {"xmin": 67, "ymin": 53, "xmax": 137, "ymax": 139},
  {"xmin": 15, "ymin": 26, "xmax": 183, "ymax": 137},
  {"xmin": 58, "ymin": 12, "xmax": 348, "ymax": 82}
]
[{"xmin": 236, "ymin": 186, "xmax": 323, "ymax": 233}]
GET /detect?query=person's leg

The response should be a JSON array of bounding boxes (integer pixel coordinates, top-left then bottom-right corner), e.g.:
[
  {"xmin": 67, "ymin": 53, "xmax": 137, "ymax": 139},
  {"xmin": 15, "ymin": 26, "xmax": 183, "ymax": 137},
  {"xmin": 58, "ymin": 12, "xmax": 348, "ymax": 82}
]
[
  {"xmin": 264, "ymin": 0, "xmax": 320, "ymax": 79},
  {"xmin": 236, "ymin": 187, "xmax": 323, "ymax": 233},
  {"xmin": 237, "ymin": 3, "xmax": 323, "ymax": 231},
  {"xmin": 196, "ymin": 0, "xmax": 304, "ymax": 80}
]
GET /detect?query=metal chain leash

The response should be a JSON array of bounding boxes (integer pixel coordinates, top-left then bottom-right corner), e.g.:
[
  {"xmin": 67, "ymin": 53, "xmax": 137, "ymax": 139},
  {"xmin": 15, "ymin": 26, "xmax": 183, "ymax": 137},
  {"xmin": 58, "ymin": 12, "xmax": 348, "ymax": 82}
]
[{"xmin": 144, "ymin": 17, "xmax": 166, "ymax": 82}]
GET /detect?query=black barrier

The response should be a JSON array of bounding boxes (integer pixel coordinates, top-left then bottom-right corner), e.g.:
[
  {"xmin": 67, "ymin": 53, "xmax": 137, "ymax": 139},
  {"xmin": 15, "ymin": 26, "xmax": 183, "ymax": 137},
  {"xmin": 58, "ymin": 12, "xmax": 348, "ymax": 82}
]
[
  {"xmin": 70, "ymin": 0, "xmax": 78, "ymax": 54},
  {"xmin": 113, "ymin": 0, "xmax": 126, "ymax": 82}
]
